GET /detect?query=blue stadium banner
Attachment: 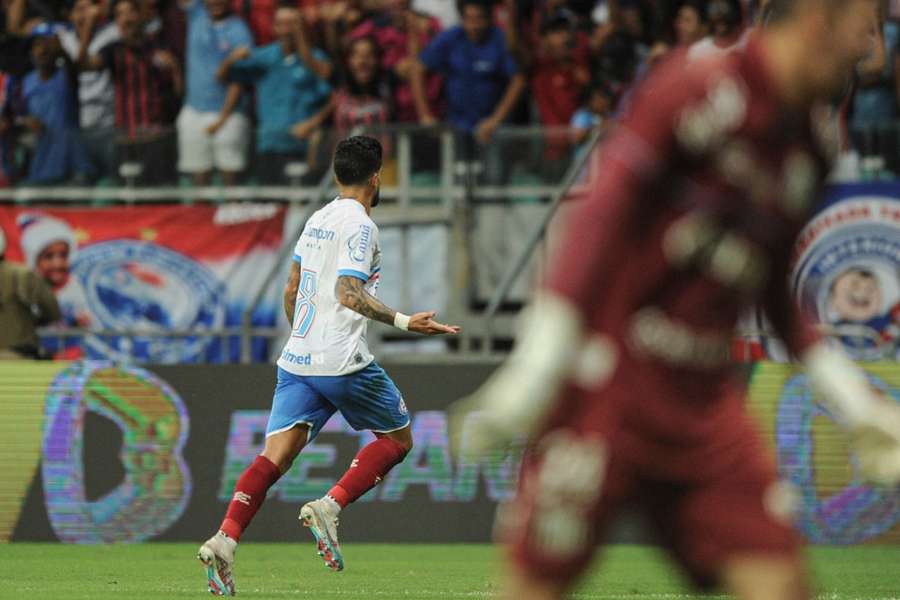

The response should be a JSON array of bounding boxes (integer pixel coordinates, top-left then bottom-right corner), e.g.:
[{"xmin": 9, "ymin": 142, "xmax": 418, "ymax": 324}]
[{"xmin": 795, "ymin": 183, "xmax": 900, "ymax": 359}]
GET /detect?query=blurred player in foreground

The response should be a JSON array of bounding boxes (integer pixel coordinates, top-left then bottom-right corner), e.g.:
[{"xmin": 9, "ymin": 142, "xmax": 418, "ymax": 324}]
[
  {"xmin": 458, "ymin": 1, "xmax": 900, "ymax": 599},
  {"xmin": 198, "ymin": 136, "xmax": 459, "ymax": 595}
]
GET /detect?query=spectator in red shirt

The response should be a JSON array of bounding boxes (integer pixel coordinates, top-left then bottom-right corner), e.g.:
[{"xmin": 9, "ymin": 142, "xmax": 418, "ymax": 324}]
[
  {"xmin": 349, "ymin": 0, "xmax": 443, "ymax": 123},
  {"xmin": 531, "ymin": 9, "xmax": 589, "ymax": 128}
]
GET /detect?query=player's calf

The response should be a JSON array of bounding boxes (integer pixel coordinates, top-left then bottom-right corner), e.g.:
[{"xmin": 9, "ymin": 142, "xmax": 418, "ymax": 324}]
[{"xmin": 723, "ymin": 556, "xmax": 810, "ymax": 600}]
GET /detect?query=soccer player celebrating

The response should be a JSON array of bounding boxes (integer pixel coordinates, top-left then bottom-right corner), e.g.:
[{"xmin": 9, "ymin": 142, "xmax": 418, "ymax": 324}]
[
  {"xmin": 198, "ymin": 135, "xmax": 459, "ymax": 595},
  {"xmin": 458, "ymin": 1, "xmax": 900, "ymax": 600}
]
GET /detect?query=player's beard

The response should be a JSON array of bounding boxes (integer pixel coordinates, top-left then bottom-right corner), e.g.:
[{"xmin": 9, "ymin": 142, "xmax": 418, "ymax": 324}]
[{"xmin": 372, "ymin": 185, "xmax": 381, "ymax": 208}]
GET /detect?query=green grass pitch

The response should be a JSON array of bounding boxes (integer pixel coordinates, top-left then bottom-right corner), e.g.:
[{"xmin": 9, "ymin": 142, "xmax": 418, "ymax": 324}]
[{"xmin": 1, "ymin": 544, "xmax": 898, "ymax": 599}]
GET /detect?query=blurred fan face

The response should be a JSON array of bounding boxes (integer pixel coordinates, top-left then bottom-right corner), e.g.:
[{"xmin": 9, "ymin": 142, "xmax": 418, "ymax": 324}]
[
  {"xmin": 621, "ymin": 6, "xmax": 643, "ymax": 38},
  {"xmin": 347, "ymin": 39, "xmax": 378, "ymax": 86},
  {"xmin": 707, "ymin": 0, "xmax": 738, "ymax": 37},
  {"xmin": 461, "ymin": 4, "xmax": 490, "ymax": 43},
  {"xmin": 273, "ymin": 8, "xmax": 293, "ymax": 40},
  {"xmin": 36, "ymin": 241, "xmax": 71, "ymax": 288},
  {"xmin": 588, "ymin": 89, "xmax": 612, "ymax": 116},
  {"xmin": 544, "ymin": 28, "xmax": 574, "ymax": 61},
  {"xmin": 675, "ymin": 5, "xmax": 706, "ymax": 46},
  {"xmin": 205, "ymin": 0, "xmax": 229, "ymax": 20},
  {"xmin": 30, "ymin": 36, "xmax": 57, "ymax": 69},
  {"xmin": 115, "ymin": 0, "xmax": 141, "ymax": 41},
  {"xmin": 69, "ymin": 0, "xmax": 94, "ymax": 27}
]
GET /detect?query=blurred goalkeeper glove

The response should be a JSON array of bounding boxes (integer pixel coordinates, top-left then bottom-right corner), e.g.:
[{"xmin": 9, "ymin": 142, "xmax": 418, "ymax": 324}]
[
  {"xmin": 450, "ymin": 293, "xmax": 584, "ymax": 459},
  {"xmin": 805, "ymin": 344, "xmax": 900, "ymax": 487}
]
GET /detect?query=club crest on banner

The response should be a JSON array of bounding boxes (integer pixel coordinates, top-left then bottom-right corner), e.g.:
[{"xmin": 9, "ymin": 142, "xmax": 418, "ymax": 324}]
[{"xmin": 72, "ymin": 240, "xmax": 226, "ymax": 362}]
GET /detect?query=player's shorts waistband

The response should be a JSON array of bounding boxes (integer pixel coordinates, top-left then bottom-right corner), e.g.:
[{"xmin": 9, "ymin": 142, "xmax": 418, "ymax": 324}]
[{"xmin": 628, "ymin": 307, "xmax": 733, "ymax": 369}]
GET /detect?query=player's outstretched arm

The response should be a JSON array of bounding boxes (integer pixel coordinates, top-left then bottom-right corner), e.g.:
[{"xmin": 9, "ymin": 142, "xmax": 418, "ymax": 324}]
[{"xmin": 336, "ymin": 275, "xmax": 460, "ymax": 335}]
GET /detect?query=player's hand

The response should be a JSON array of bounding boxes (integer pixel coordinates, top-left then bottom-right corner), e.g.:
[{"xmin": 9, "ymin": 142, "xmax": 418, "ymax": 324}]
[
  {"xmin": 449, "ymin": 393, "xmax": 517, "ymax": 460},
  {"xmin": 849, "ymin": 393, "xmax": 900, "ymax": 487},
  {"xmin": 407, "ymin": 311, "xmax": 460, "ymax": 336},
  {"xmin": 449, "ymin": 362, "xmax": 546, "ymax": 459}
]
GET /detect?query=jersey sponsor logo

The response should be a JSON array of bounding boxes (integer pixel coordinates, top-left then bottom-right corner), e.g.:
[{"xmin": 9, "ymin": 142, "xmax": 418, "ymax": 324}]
[
  {"xmin": 280, "ymin": 349, "xmax": 325, "ymax": 366},
  {"xmin": 305, "ymin": 227, "xmax": 336, "ymax": 242},
  {"xmin": 71, "ymin": 240, "xmax": 225, "ymax": 362},
  {"xmin": 792, "ymin": 195, "xmax": 900, "ymax": 360},
  {"xmin": 348, "ymin": 224, "xmax": 372, "ymax": 263}
]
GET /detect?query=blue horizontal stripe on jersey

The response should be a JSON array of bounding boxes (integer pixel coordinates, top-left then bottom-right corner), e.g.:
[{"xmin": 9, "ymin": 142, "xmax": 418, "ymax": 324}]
[
  {"xmin": 338, "ymin": 268, "xmax": 370, "ymax": 282},
  {"xmin": 293, "ymin": 254, "xmax": 302, "ymax": 263}
]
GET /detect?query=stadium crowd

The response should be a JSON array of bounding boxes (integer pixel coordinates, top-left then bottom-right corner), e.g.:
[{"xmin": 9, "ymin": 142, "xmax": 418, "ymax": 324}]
[{"xmin": 0, "ymin": 0, "xmax": 893, "ymax": 186}]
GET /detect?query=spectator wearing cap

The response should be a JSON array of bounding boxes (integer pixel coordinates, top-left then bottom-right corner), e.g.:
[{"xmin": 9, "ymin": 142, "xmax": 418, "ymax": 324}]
[
  {"xmin": 18, "ymin": 23, "xmax": 93, "ymax": 184},
  {"xmin": 349, "ymin": 0, "xmax": 443, "ymax": 124},
  {"xmin": 176, "ymin": 0, "xmax": 252, "ymax": 186},
  {"xmin": 411, "ymin": 0, "xmax": 525, "ymax": 146},
  {"xmin": 687, "ymin": 0, "xmax": 748, "ymax": 61},
  {"xmin": 16, "ymin": 211, "xmax": 93, "ymax": 329},
  {"xmin": 218, "ymin": 5, "xmax": 332, "ymax": 184},
  {"xmin": 78, "ymin": 0, "xmax": 183, "ymax": 184},
  {"xmin": 57, "ymin": 0, "xmax": 120, "ymax": 179},
  {"xmin": 0, "ymin": 226, "xmax": 62, "ymax": 360}
]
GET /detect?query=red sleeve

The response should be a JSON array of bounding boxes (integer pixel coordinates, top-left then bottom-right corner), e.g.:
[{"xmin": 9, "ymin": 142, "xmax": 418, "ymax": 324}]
[
  {"xmin": 546, "ymin": 55, "xmax": 734, "ymax": 315},
  {"xmin": 762, "ymin": 235, "xmax": 821, "ymax": 358}
]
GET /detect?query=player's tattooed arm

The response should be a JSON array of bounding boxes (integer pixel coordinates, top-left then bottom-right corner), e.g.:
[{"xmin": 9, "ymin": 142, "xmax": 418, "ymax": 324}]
[
  {"xmin": 284, "ymin": 261, "xmax": 301, "ymax": 325},
  {"xmin": 337, "ymin": 275, "xmax": 396, "ymax": 326}
]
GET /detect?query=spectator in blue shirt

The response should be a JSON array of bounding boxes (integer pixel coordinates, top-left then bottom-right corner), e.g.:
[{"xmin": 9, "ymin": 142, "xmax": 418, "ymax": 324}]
[
  {"xmin": 177, "ymin": 0, "xmax": 252, "ymax": 186},
  {"xmin": 19, "ymin": 26, "xmax": 92, "ymax": 184},
  {"xmin": 219, "ymin": 5, "xmax": 333, "ymax": 185},
  {"xmin": 410, "ymin": 0, "xmax": 525, "ymax": 145}
]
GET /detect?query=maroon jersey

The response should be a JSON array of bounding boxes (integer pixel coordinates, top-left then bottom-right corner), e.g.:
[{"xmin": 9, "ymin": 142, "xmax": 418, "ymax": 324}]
[{"xmin": 545, "ymin": 34, "xmax": 832, "ymax": 452}]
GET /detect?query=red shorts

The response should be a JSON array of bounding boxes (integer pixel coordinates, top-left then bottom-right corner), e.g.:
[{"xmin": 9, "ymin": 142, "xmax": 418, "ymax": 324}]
[{"xmin": 500, "ymin": 381, "xmax": 800, "ymax": 589}]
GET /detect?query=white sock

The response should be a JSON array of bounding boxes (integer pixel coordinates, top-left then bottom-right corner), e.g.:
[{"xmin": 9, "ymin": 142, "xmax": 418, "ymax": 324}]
[{"xmin": 323, "ymin": 495, "xmax": 342, "ymax": 515}]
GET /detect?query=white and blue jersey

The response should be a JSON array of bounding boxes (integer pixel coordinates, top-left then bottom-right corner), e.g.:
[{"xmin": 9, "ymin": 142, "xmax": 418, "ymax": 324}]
[
  {"xmin": 278, "ymin": 197, "xmax": 382, "ymax": 377},
  {"xmin": 269, "ymin": 197, "xmax": 407, "ymax": 440}
]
